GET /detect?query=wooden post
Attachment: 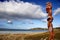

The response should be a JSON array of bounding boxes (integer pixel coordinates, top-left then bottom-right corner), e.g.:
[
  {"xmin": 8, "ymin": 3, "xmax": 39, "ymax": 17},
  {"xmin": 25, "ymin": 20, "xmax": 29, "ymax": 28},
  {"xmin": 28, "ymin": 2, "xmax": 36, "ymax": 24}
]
[{"xmin": 46, "ymin": 2, "xmax": 54, "ymax": 40}]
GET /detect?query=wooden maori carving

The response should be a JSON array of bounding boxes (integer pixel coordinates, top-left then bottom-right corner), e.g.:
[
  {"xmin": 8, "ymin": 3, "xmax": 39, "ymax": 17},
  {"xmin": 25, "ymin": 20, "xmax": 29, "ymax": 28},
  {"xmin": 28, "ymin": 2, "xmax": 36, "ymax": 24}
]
[{"xmin": 46, "ymin": 2, "xmax": 54, "ymax": 40}]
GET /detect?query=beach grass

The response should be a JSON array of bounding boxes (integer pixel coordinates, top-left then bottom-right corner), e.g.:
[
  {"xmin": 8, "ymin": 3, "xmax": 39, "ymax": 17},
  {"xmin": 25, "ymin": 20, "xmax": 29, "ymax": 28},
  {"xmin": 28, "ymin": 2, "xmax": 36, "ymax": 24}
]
[{"xmin": 0, "ymin": 29, "xmax": 60, "ymax": 40}]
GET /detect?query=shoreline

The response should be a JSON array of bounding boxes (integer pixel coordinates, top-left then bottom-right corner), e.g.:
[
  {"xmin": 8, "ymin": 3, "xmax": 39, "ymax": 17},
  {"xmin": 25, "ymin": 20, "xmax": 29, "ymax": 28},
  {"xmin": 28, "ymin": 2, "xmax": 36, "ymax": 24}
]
[
  {"xmin": 0, "ymin": 30, "xmax": 47, "ymax": 34},
  {"xmin": 0, "ymin": 31, "xmax": 45, "ymax": 34}
]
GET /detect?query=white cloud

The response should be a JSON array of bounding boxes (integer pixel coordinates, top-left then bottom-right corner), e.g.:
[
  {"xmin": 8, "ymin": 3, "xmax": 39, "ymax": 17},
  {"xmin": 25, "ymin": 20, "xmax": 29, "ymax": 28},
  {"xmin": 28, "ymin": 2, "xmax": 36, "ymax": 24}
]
[
  {"xmin": 54, "ymin": 8, "xmax": 60, "ymax": 16},
  {"xmin": 41, "ymin": 19, "xmax": 47, "ymax": 23},
  {"xmin": 0, "ymin": 0, "xmax": 47, "ymax": 20}
]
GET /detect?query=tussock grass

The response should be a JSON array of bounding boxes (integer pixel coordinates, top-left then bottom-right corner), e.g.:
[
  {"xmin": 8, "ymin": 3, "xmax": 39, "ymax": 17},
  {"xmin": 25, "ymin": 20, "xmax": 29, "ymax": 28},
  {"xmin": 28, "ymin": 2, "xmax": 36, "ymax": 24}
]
[{"xmin": 0, "ymin": 29, "xmax": 60, "ymax": 40}]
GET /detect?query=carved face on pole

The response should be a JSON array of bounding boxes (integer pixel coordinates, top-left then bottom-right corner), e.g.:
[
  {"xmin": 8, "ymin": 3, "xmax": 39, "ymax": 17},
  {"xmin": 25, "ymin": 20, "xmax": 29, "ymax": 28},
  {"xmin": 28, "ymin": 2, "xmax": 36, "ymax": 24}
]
[
  {"xmin": 46, "ymin": 2, "xmax": 52, "ymax": 10},
  {"xmin": 46, "ymin": 2, "xmax": 52, "ymax": 16}
]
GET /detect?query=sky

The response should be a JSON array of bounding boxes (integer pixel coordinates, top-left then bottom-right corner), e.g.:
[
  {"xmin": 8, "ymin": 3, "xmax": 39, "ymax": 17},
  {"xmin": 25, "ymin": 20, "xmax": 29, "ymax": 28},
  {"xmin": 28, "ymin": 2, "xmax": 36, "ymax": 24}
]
[{"xmin": 0, "ymin": 0, "xmax": 60, "ymax": 29}]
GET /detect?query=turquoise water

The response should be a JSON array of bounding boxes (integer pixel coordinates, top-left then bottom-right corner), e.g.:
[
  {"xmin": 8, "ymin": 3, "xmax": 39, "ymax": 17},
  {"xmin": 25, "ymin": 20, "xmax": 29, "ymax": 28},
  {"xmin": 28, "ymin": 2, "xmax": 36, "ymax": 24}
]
[{"xmin": 0, "ymin": 30, "xmax": 48, "ymax": 34}]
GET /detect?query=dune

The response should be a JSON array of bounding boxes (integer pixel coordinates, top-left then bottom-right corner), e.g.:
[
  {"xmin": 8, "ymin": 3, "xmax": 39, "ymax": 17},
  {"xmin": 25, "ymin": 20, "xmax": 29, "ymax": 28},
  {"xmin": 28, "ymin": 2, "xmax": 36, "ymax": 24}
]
[{"xmin": 0, "ymin": 29, "xmax": 60, "ymax": 40}]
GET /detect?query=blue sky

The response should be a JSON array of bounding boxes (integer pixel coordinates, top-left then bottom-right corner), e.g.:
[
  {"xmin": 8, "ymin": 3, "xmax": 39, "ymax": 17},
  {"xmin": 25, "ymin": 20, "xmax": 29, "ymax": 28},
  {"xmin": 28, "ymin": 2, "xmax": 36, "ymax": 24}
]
[{"xmin": 0, "ymin": 0, "xmax": 60, "ymax": 29}]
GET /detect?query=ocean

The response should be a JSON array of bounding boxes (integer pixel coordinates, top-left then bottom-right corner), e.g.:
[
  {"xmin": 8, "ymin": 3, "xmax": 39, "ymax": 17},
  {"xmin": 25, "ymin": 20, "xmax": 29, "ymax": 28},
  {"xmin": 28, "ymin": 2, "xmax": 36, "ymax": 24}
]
[{"xmin": 0, "ymin": 30, "xmax": 48, "ymax": 34}]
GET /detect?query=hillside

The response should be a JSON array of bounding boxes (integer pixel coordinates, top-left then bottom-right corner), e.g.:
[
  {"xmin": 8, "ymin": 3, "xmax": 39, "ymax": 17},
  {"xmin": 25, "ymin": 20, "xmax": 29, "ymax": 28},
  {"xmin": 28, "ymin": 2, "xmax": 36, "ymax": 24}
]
[{"xmin": 30, "ymin": 28, "xmax": 48, "ymax": 30}]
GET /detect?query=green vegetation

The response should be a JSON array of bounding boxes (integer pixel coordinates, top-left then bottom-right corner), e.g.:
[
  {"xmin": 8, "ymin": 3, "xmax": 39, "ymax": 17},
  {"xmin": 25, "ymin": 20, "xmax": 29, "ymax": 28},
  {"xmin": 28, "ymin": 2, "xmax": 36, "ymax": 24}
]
[{"xmin": 30, "ymin": 28, "xmax": 48, "ymax": 30}]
